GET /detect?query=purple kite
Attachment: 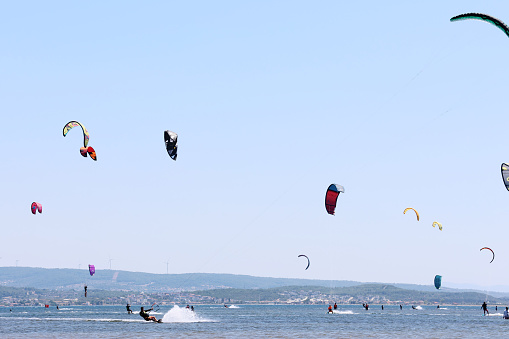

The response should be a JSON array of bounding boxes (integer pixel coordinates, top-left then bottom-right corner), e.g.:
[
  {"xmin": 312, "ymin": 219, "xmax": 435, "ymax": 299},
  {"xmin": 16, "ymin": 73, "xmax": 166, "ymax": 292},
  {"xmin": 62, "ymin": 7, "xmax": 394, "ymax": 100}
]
[
  {"xmin": 88, "ymin": 264, "xmax": 95, "ymax": 276},
  {"xmin": 31, "ymin": 202, "xmax": 42, "ymax": 214}
]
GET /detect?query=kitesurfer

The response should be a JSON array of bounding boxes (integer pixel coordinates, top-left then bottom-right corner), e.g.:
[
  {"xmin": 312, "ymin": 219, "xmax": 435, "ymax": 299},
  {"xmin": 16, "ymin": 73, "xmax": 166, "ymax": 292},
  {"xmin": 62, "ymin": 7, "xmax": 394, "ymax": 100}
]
[
  {"xmin": 224, "ymin": 304, "xmax": 228, "ymax": 308},
  {"xmin": 328, "ymin": 305, "xmax": 333, "ymax": 314},
  {"xmin": 186, "ymin": 305, "xmax": 190, "ymax": 309},
  {"xmin": 504, "ymin": 307, "xmax": 509, "ymax": 319},
  {"xmin": 84, "ymin": 285, "xmax": 87, "ymax": 298},
  {"xmin": 412, "ymin": 306, "xmax": 417, "ymax": 310},
  {"xmin": 191, "ymin": 306, "xmax": 194, "ymax": 312},
  {"xmin": 482, "ymin": 301, "xmax": 489, "ymax": 315},
  {"xmin": 437, "ymin": 305, "xmax": 440, "ymax": 309},
  {"xmin": 139, "ymin": 307, "xmax": 159, "ymax": 322},
  {"xmin": 126, "ymin": 303, "xmax": 133, "ymax": 314},
  {"xmin": 333, "ymin": 303, "xmax": 337, "ymax": 310},
  {"xmin": 362, "ymin": 303, "xmax": 369, "ymax": 310},
  {"xmin": 381, "ymin": 305, "xmax": 384, "ymax": 310},
  {"xmin": 496, "ymin": 306, "xmax": 498, "ymax": 311},
  {"xmin": 400, "ymin": 305, "xmax": 402, "ymax": 310},
  {"xmin": 56, "ymin": 306, "xmax": 59, "ymax": 310}
]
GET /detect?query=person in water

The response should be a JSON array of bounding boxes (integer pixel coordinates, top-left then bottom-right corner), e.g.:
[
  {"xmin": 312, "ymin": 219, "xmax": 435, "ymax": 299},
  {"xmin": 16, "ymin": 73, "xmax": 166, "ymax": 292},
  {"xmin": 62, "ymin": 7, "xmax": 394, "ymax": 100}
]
[
  {"xmin": 333, "ymin": 303, "xmax": 337, "ymax": 310},
  {"xmin": 481, "ymin": 301, "xmax": 489, "ymax": 315},
  {"xmin": 56, "ymin": 306, "xmax": 59, "ymax": 310},
  {"xmin": 139, "ymin": 307, "xmax": 159, "ymax": 322},
  {"xmin": 84, "ymin": 285, "xmax": 88, "ymax": 298},
  {"xmin": 381, "ymin": 305, "xmax": 384, "ymax": 310},
  {"xmin": 412, "ymin": 306, "xmax": 417, "ymax": 310},
  {"xmin": 224, "ymin": 304, "xmax": 228, "ymax": 308},
  {"xmin": 362, "ymin": 303, "xmax": 369, "ymax": 310},
  {"xmin": 400, "ymin": 305, "xmax": 402, "ymax": 310},
  {"xmin": 328, "ymin": 305, "xmax": 333, "ymax": 314},
  {"xmin": 496, "ymin": 306, "xmax": 498, "ymax": 311},
  {"xmin": 437, "ymin": 305, "xmax": 440, "ymax": 309},
  {"xmin": 504, "ymin": 307, "xmax": 509, "ymax": 319},
  {"xmin": 191, "ymin": 306, "xmax": 194, "ymax": 312},
  {"xmin": 186, "ymin": 305, "xmax": 190, "ymax": 309},
  {"xmin": 126, "ymin": 303, "xmax": 133, "ymax": 314}
]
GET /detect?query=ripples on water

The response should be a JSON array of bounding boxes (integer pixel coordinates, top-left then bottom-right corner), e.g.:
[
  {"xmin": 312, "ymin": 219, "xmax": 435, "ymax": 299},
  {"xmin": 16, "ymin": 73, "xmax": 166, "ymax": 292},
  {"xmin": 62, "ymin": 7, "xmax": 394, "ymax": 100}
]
[{"xmin": 1, "ymin": 305, "xmax": 509, "ymax": 338}]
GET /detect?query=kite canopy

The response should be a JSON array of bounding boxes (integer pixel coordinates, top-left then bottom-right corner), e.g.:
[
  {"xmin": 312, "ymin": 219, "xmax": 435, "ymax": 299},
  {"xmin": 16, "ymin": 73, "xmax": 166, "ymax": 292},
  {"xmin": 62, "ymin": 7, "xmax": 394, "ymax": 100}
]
[
  {"xmin": 434, "ymin": 275, "xmax": 442, "ymax": 290},
  {"xmin": 450, "ymin": 13, "xmax": 509, "ymax": 38},
  {"xmin": 63, "ymin": 121, "xmax": 89, "ymax": 148},
  {"xmin": 403, "ymin": 208, "xmax": 419, "ymax": 221},
  {"xmin": 88, "ymin": 264, "xmax": 95, "ymax": 276},
  {"xmin": 31, "ymin": 202, "xmax": 42, "ymax": 214},
  {"xmin": 480, "ymin": 247, "xmax": 495, "ymax": 263},
  {"xmin": 164, "ymin": 130, "xmax": 178, "ymax": 160},
  {"xmin": 325, "ymin": 184, "xmax": 344, "ymax": 215},
  {"xmin": 501, "ymin": 163, "xmax": 509, "ymax": 191},
  {"xmin": 432, "ymin": 221, "xmax": 443, "ymax": 231},
  {"xmin": 298, "ymin": 254, "xmax": 310, "ymax": 270},
  {"xmin": 79, "ymin": 146, "xmax": 97, "ymax": 161}
]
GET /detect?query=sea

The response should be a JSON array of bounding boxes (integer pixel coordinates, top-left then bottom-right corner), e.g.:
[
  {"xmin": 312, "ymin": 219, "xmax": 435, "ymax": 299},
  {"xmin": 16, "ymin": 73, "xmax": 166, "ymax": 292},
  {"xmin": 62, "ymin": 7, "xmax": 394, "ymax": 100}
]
[{"xmin": 1, "ymin": 304, "xmax": 509, "ymax": 338}]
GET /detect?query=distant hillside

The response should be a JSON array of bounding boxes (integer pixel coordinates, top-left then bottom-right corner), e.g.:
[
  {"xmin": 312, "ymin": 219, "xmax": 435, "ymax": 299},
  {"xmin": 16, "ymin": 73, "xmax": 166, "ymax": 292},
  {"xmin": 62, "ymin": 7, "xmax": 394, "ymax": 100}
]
[
  {"xmin": 195, "ymin": 284, "xmax": 509, "ymax": 305},
  {"xmin": 0, "ymin": 267, "xmax": 362, "ymax": 292},
  {"xmin": 1, "ymin": 267, "xmax": 508, "ymax": 299},
  {"xmin": 2, "ymin": 283, "xmax": 507, "ymax": 307}
]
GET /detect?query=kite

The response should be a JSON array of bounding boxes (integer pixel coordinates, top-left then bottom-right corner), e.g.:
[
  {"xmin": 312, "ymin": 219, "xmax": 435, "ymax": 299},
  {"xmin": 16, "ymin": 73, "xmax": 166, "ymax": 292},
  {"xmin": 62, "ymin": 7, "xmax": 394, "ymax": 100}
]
[
  {"xmin": 434, "ymin": 275, "xmax": 442, "ymax": 290},
  {"xmin": 298, "ymin": 254, "xmax": 310, "ymax": 270},
  {"xmin": 80, "ymin": 146, "xmax": 97, "ymax": 161},
  {"xmin": 31, "ymin": 202, "xmax": 42, "ymax": 214},
  {"xmin": 450, "ymin": 13, "xmax": 509, "ymax": 38},
  {"xmin": 88, "ymin": 264, "xmax": 95, "ymax": 276},
  {"xmin": 403, "ymin": 208, "xmax": 419, "ymax": 221},
  {"xmin": 164, "ymin": 130, "xmax": 178, "ymax": 160},
  {"xmin": 63, "ymin": 121, "xmax": 89, "ymax": 148},
  {"xmin": 501, "ymin": 163, "xmax": 509, "ymax": 191},
  {"xmin": 480, "ymin": 247, "xmax": 495, "ymax": 263},
  {"xmin": 325, "ymin": 184, "xmax": 344, "ymax": 215},
  {"xmin": 432, "ymin": 221, "xmax": 443, "ymax": 231}
]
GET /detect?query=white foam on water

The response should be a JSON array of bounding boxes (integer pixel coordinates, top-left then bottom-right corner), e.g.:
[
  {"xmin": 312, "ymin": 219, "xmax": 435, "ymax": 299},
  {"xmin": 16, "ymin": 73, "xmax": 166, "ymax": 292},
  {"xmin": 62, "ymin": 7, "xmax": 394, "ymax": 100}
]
[
  {"xmin": 161, "ymin": 305, "xmax": 215, "ymax": 323},
  {"xmin": 2, "ymin": 316, "xmax": 145, "ymax": 322},
  {"xmin": 332, "ymin": 310, "xmax": 356, "ymax": 315},
  {"xmin": 486, "ymin": 312, "xmax": 503, "ymax": 317},
  {"xmin": 228, "ymin": 305, "xmax": 240, "ymax": 309},
  {"xmin": 414, "ymin": 306, "xmax": 423, "ymax": 310}
]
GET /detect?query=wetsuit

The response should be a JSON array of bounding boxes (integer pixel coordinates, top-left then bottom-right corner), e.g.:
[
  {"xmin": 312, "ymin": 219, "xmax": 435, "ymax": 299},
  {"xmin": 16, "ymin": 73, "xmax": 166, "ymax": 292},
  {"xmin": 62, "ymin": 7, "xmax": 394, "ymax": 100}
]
[
  {"xmin": 333, "ymin": 303, "xmax": 337, "ymax": 310},
  {"xmin": 139, "ymin": 308, "xmax": 154, "ymax": 321},
  {"xmin": 328, "ymin": 306, "xmax": 332, "ymax": 313},
  {"xmin": 126, "ymin": 304, "xmax": 132, "ymax": 314},
  {"xmin": 482, "ymin": 302, "xmax": 489, "ymax": 315}
]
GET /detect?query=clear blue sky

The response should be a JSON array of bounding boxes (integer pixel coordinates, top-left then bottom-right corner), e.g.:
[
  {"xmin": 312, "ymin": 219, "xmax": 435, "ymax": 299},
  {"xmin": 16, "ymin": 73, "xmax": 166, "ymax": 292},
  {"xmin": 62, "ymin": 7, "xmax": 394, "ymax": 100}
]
[{"xmin": 1, "ymin": 1, "xmax": 509, "ymax": 290}]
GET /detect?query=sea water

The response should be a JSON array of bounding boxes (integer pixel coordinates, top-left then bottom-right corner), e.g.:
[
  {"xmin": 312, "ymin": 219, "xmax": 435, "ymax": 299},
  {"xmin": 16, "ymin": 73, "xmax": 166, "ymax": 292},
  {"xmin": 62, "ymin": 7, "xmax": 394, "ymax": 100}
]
[{"xmin": 1, "ymin": 304, "xmax": 509, "ymax": 338}]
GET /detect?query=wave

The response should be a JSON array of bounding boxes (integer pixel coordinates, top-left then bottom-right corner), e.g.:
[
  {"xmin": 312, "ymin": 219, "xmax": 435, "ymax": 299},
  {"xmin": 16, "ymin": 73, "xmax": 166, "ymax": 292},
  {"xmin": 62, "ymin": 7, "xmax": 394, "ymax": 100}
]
[
  {"xmin": 1, "ymin": 316, "xmax": 145, "ymax": 323},
  {"xmin": 332, "ymin": 310, "xmax": 356, "ymax": 315},
  {"xmin": 161, "ymin": 305, "xmax": 215, "ymax": 323}
]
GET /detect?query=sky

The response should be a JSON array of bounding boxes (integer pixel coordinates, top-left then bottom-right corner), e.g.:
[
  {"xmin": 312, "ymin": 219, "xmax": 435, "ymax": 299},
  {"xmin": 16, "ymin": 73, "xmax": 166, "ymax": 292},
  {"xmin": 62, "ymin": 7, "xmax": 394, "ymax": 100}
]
[{"xmin": 1, "ymin": 1, "xmax": 509, "ymax": 290}]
